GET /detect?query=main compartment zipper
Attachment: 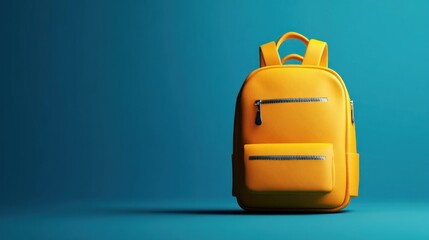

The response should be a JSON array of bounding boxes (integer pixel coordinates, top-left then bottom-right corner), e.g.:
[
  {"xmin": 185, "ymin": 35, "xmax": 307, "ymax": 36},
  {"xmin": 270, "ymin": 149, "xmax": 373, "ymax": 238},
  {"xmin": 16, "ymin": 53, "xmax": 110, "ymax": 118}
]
[
  {"xmin": 254, "ymin": 97, "xmax": 328, "ymax": 125},
  {"xmin": 249, "ymin": 155, "xmax": 326, "ymax": 160}
]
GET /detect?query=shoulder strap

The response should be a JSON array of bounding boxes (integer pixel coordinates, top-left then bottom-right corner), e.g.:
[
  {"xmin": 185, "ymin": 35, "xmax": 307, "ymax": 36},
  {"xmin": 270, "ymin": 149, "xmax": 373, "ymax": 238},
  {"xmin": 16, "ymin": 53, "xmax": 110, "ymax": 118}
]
[
  {"xmin": 302, "ymin": 39, "xmax": 328, "ymax": 67},
  {"xmin": 259, "ymin": 42, "xmax": 281, "ymax": 67}
]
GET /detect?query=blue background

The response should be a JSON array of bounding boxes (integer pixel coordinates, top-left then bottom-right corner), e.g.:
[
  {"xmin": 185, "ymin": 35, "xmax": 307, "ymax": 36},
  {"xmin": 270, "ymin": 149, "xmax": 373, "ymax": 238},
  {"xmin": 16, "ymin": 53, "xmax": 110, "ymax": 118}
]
[{"xmin": 1, "ymin": 0, "xmax": 429, "ymax": 239}]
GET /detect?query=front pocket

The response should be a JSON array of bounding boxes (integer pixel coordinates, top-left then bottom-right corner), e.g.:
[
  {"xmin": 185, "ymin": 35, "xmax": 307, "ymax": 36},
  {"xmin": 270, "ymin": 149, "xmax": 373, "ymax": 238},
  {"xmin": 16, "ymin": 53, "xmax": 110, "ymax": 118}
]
[
  {"xmin": 244, "ymin": 143, "xmax": 334, "ymax": 192},
  {"xmin": 254, "ymin": 97, "xmax": 328, "ymax": 125}
]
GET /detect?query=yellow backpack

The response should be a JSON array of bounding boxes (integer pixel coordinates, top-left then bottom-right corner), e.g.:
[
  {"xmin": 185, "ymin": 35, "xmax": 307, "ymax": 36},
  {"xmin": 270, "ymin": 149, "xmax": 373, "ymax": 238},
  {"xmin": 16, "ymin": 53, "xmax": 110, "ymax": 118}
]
[{"xmin": 232, "ymin": 32, "xmax": 359, "ymax": 212}]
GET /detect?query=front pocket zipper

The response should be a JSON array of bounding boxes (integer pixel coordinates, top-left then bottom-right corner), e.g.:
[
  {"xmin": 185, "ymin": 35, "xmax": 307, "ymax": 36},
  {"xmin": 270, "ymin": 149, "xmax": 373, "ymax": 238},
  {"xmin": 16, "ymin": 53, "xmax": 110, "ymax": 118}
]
[
  {"xmin": 249, "ymin": 155, "xmax": 326, "ymax": 160},
  {"xmin": 244, "ymin": 143, "xmax": 334, "ymax": 192},
  {"xmin": 254, "ymin": 97, "xmax": 328, "ymax": 125}
]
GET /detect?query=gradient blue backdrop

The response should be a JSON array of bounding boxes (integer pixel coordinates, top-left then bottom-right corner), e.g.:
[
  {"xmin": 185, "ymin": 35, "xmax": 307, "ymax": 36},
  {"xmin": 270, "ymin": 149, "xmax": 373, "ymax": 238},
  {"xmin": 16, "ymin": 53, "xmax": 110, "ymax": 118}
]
[{"xmin": 2, "ymin": 0, "xmax": 429, "ymax": 208}]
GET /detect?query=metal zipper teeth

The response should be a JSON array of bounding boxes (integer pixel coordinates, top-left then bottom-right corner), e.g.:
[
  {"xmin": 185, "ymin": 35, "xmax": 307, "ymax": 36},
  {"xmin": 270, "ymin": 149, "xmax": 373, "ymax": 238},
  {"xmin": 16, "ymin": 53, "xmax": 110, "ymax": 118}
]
[
  {"xmin": 254, "ymin": 97, "xmax": 328, "ymax": 126},
  {"xmin": 249, "ymin": 155, "xmax": 326, "ymax": 161},
  {"xmin": 259, "ymin": 97, "xmax": 328, "ymax": 104}
]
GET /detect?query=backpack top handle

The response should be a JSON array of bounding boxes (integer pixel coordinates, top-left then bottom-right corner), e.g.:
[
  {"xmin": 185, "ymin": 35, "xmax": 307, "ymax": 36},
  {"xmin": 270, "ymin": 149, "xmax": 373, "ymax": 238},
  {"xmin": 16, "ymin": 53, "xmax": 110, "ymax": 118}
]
[{"xmin": 259, "ymin": 32, "xmax": 328, "ymax": 68}]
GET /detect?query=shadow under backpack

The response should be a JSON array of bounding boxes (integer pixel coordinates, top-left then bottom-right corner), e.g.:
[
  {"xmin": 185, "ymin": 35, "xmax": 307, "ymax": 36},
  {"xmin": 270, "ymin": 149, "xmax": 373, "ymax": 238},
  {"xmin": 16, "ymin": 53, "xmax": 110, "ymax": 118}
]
[{"xmin": 232, "ymin": 32, "xmax": 359, "ymax": 212}]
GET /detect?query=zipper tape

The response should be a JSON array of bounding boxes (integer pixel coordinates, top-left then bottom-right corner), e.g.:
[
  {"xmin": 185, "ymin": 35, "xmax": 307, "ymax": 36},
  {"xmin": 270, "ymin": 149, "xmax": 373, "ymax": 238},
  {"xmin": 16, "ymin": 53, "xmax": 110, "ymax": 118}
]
[{"xmin": 249, "ymin": 155, "xmax": 326, "ymax": 160}]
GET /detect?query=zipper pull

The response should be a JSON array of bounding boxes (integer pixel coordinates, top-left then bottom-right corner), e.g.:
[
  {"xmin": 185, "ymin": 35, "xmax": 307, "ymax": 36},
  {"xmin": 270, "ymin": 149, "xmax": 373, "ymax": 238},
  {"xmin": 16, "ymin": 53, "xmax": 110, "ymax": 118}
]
[
  {"xmin": 255, "ymin": 100, "xmax": 262, "ymax": 125},
  {"xmin": 350, "ymin": 100, "xmax": 355, "ymax": 124}
]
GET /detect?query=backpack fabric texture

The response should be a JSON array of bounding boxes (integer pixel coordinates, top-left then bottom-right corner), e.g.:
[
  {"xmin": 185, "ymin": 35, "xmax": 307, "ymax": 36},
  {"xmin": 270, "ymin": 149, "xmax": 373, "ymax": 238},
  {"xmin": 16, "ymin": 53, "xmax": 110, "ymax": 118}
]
[{"xmin": 232, "ymin": 32, "xmax": 359, "ymax": 212}]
